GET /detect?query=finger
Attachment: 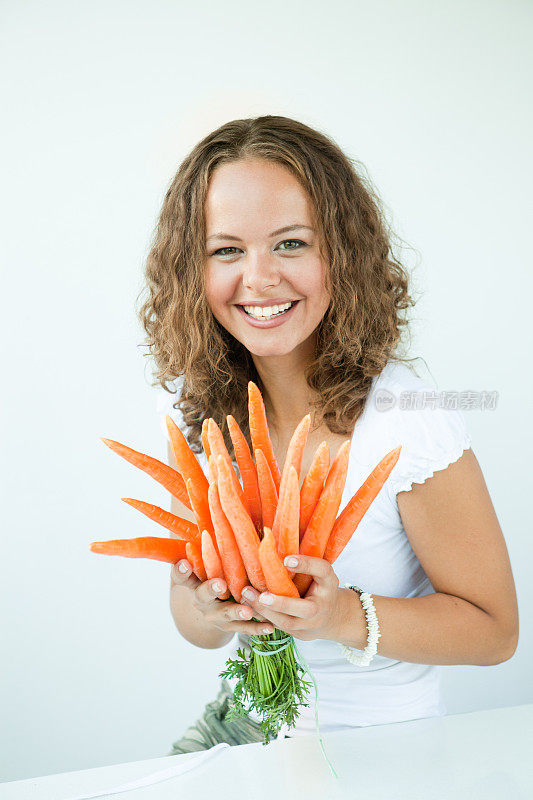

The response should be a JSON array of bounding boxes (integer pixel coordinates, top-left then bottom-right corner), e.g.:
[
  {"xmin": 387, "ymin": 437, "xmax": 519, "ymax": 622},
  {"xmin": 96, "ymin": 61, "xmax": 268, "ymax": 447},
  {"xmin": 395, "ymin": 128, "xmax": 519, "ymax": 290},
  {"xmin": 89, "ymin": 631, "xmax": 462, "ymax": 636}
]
[
  {"xmin": 228, "ymin": 619, "xmax": 276, "ymax": 636},
  {"xmin": 208, "ymin": 601, "xmax": 275, "ymax": 636},
  {"xmin": 239, "ymin": 586, "xmax": 269, "ymax": 622},
  {"xmin": 170, "ymin": 560, "xmax": 200, "ymax": 591},
  {"xmin": 246, "ymin": 605, "xmax": 302, "ymax": 632},
  {"xmin": 257, "ymin": 591, "xmax": 317, "ymax": 619},
  {"xmin": 194, "ymin": 577, "xmax": 228, "ymax": 607},
  {"xmin": 284, "ymin": 555, "xmax": 338, "ymax": 588}
]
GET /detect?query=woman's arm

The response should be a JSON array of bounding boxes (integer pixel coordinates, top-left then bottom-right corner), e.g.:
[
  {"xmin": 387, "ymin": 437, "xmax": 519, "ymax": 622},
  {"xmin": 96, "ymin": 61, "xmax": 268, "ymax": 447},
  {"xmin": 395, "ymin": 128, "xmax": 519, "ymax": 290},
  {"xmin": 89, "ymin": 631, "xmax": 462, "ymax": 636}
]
[
  {"xmin": 355, "ymin": 446, "xmax": 519, "ymax": 665},
  {"xmin": 242, "ymin": 448, "xmax": 519, "ymax": 666}
]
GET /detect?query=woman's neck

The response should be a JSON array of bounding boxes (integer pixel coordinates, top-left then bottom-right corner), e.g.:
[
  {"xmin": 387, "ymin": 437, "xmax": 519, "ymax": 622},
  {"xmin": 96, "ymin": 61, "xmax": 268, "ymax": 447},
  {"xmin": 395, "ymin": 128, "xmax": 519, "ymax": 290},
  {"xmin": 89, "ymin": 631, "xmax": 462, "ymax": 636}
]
[
  {"xmin": 255, "ymin": 367, "xmax": 322, "ymax": 445},
  {"xmin": 251, "ymin": 336, "xmax": 323, "ymax": 443}
]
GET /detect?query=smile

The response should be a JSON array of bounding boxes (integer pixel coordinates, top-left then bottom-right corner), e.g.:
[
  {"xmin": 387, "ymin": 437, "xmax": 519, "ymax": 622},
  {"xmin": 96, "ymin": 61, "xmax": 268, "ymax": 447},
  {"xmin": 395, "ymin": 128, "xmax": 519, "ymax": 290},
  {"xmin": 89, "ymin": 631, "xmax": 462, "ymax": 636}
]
[{"xmin": 235, "ymin": 300, "xmax": 300, "ymax": 328}]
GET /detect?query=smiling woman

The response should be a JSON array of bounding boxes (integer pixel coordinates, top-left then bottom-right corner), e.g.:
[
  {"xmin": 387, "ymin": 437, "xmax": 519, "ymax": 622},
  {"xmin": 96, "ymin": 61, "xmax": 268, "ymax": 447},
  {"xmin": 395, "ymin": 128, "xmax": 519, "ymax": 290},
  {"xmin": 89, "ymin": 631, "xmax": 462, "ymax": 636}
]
[
  {"xmin": 137, "ymin": 115, "xmax": 414, "ymax": 456},
  {"xmin": 137, "ymin": 114, "xmax": 518, "ymax": 754},
  {"xmin": 203, "ymin": 158, "xmax": 332, "ymax": 366}
]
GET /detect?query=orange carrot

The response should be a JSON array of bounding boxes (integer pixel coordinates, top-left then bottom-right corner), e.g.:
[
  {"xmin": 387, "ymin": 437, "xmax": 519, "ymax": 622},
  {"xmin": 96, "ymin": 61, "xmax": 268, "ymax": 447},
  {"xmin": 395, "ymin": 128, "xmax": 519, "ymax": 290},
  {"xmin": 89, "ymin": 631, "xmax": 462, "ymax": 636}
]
[
  {"xmin": 226, "ymin": 414, "xmax": 263, "ymax": 531},
  {"xmin": 277, "ymin": 465, "xmax": 300, "ymax": 566},
  {"xmin": 90, "ymin": 537, "xmax": 187, "ymax": 563},
  {"xmin": 207, "ymin": 453, "xmax": 218, "ymax": 485},
  {"xmin": 299, "ymin": 441, "xmax": 330, "ymax": 540},
  {"xmin": 201, "ymin": 419, "xmax": 211, "ymax": 460},
  {"xmin": 259, "ymin": 527, "xmax": 300, "ymax": 598},
  {"xmin": 207, "ymin": 418, "xmax": 247, "ymax": 507},
  {"xmin": 216, "ymin": 454, "xmax": 267, "ymax": 592},
  {"xmin": 295, "ymin": 440, "xmax": 351, "ymax": 595},
  {"xmin": 248, "ymin": 381, "xmax": 281, "ymax": 493},
  {"xmin": 185, "ymin": 477, "xmax": 216, "ymax": 543},
  {"xmin": 201, "ymin": 530, "xmax": 230, "ymax": 599},
  {"xmin": 271, "ymin": 414, "xmax": 310, "ymax": 543},
  {"xmin": 208, "ymin": 481, "xmax": 248, "ymax": 601},
  {"xmin": 166, "ymin": 415, "xmax": 210, "ymax": 505},
  {"xmin": 121, "ymin": 498, "xmax": 200, "ymax": 543},
  {"xmin": 101, "ymin": 438, "xmax": 192, "ymax": 511},
  {"xmin": 324, "ymin": 446, "xmax": 402, "ymax": 564},
  {"xmin": 186, "ymin": 540, "xmax": 207, "ymax": 582},
  {"xmin": 255, "ymin": 448, "xmax": 278, "ymax": 533}
]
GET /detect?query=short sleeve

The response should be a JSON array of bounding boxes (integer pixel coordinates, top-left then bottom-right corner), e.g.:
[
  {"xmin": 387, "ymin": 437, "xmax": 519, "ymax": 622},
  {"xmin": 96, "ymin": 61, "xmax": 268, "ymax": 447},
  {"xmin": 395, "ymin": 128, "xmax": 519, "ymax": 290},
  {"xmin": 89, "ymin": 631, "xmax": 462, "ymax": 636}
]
[
  {"xmin": 386, "ymin": 404, "xmax": 473, "ymax": 498},
  {"xmin": 155, "ymin": 376, "xmax": 184, "ymax": 443}
]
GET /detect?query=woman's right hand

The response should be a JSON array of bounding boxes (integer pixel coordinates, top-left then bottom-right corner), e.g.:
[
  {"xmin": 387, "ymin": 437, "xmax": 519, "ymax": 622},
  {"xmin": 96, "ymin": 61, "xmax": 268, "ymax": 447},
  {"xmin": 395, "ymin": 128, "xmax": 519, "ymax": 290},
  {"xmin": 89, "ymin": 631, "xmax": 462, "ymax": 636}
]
[{"xmin": 170, "ymin": 559, "xmax": 274, "ymax": 637}]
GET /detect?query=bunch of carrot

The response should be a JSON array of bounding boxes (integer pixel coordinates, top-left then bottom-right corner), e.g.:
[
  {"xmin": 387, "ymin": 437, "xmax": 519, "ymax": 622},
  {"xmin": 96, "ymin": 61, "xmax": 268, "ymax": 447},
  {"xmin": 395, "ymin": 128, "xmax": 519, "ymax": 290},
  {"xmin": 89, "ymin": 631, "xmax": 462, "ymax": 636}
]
[
  {"xmin": 91, "ymin": 381, "xmax": 400, "ymax": 743},
  {"xmin": 91, "ymin": 381, "xmax": 401, "ymax": 602}
]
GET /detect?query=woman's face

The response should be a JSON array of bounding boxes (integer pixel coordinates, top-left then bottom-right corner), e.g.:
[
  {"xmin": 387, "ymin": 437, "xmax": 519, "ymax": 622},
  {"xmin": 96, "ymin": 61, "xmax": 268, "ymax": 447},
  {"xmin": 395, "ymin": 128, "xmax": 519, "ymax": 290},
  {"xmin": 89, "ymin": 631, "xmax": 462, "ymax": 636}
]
[{"xmin": 204, "ymin": 158, "xmax": 331, "ymax": 362}]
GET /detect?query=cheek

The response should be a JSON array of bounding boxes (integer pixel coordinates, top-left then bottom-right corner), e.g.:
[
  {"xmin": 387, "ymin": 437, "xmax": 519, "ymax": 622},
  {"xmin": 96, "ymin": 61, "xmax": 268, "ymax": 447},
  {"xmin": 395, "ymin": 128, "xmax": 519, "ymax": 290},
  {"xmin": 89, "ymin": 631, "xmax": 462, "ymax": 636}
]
[
  {"xmin": 295, "ymin": 259, "xmax": 329, "ymax": 303},
  {"xmin": 205, "ymin": 266, "xmax": 234, "ymax": 309}
]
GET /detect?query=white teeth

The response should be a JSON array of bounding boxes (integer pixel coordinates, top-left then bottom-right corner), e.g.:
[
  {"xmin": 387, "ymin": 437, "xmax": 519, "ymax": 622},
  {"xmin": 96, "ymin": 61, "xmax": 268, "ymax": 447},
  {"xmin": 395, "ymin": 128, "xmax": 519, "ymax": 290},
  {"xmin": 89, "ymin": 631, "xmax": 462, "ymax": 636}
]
[{"xmin": 242, "ymin": 301, "xmax": 293, "ymax": 319}]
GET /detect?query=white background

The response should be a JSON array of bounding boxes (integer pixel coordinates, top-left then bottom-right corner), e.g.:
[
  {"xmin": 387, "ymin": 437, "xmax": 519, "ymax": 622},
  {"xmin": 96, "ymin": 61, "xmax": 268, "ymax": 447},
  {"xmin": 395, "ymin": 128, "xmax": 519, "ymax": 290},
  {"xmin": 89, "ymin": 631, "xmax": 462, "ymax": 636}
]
[{"xmin": 1, "ymin": 0, "xmax": 531, "ymax": 784}]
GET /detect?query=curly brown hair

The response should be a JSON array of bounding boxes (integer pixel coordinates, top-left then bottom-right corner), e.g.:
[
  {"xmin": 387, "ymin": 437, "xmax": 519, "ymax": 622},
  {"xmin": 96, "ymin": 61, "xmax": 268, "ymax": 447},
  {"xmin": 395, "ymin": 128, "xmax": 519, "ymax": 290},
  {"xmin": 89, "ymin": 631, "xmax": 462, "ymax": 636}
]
[{"xmin": 137, "ymin": 115, "xmax": 420, "ymax": 457}]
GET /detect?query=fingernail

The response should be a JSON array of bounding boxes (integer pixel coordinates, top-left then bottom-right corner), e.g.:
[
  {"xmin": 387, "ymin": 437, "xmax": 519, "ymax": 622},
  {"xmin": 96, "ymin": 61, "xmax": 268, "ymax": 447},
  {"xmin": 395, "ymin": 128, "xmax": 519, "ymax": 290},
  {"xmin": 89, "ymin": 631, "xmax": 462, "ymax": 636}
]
[
  {"xmin": 212, "ymin": 581, "xmax": 223, "ymax": 593},
  {"xmin": 242, "ymin": 588, "xmax": 255, "ymax": 601},
  {"xmin": 262, "ymin": 626, "xmax": 273, "ymax": 634},
  {"xmin": 259, "ymin": 593, "xmax": 273, "ymax": 605},
  {"xmin": 178, "ymin": 562, "xmax": 190, "ymax": 574},
  {"xmin": 284, "ymin": 556, "xmax": 298, "ymax": 568},
  {"xmin": 239, "ymin": 609, "xmax": 249, "ymax": 619}
]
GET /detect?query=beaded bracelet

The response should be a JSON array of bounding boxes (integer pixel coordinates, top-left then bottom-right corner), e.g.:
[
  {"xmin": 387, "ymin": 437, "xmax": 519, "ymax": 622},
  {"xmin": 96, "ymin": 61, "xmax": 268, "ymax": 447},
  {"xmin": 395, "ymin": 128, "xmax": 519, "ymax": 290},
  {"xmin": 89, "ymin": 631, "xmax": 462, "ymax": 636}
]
[{"xmin": 340, "ymin": 584, "xmax": 381, "ymax": 667}]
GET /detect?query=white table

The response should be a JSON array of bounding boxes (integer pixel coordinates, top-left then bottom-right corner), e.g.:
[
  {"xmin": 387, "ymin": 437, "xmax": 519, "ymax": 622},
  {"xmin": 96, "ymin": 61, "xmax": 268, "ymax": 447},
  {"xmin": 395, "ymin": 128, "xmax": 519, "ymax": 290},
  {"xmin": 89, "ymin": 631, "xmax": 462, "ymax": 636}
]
[{"xmin": 2, "ymin": 704, "xmax": 532, "ymax": 800}]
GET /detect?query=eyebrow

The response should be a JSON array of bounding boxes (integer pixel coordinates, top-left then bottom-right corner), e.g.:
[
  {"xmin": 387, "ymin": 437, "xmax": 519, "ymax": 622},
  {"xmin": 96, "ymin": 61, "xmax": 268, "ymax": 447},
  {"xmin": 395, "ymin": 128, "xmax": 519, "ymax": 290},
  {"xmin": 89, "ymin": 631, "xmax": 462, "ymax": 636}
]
[{"xmin": 206, "ymin": 224, "xmax": 314, "ymax": 243}]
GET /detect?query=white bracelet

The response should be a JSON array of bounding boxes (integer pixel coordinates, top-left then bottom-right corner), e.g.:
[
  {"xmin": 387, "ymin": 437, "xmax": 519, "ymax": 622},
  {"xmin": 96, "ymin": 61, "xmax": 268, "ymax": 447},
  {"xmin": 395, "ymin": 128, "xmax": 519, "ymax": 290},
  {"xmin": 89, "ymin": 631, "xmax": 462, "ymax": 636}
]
[{"xmin": 340, "ymin": 584, "xmax": 381, "ymax": 667}]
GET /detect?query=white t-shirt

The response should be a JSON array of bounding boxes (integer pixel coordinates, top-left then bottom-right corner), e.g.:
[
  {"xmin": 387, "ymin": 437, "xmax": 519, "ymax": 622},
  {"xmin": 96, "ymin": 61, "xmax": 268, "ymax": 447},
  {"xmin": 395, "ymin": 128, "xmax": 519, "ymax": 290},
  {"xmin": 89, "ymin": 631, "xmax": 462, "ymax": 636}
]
[{"xmin": 156, "ymin": 358, "xmax": 472, "ymax": 734}]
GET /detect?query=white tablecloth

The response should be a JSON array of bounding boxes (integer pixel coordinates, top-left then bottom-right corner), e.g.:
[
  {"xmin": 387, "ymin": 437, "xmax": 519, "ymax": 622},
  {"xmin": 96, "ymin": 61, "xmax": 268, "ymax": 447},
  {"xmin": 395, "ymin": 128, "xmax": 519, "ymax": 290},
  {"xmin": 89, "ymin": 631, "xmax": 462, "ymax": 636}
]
[{"xmin": 1, "ymin": 704, "xmax": 532, "ymax": 800}]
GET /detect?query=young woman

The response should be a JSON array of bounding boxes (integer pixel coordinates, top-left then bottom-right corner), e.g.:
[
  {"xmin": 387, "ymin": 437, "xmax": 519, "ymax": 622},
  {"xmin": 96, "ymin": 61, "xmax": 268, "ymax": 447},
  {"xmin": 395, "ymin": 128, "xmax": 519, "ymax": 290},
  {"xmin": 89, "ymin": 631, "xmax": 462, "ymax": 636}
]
[{"xmin": 139, "ymin": 115, "xmax": 518, "ymax": 754}]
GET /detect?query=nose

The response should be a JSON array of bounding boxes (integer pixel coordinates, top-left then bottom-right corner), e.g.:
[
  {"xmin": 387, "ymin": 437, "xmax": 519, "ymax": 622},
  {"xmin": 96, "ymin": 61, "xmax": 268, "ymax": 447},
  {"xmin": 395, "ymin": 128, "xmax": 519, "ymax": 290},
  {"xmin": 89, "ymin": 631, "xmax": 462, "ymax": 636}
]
[{"xmin": 242, "ymin": 252, "xmax": 281, "ymax": 294}]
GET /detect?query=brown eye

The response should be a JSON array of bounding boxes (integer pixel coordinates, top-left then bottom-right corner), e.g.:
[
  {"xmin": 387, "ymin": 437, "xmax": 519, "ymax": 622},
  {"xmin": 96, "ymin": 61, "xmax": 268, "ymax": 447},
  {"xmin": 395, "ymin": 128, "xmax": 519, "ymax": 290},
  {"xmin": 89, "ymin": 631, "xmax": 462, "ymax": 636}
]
[
  {"xmin": 212, "ymin": 247, "xmax": 240, "ymax": 257},
  {"xmin": 278, "ymin": 239, "xmax": 306, "ymax": 250},
  {"xmin": 211, "ymin": 239, "xmax": 307, "ymax": 258}
]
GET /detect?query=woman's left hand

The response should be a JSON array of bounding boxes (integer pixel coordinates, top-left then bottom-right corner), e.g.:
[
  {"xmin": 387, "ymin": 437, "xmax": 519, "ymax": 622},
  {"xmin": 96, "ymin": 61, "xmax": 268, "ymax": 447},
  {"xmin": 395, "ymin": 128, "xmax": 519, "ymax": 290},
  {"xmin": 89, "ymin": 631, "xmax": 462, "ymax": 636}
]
[{"xmin": 240, "ymin": 555, "xmax": 349, "ymax": 642}]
